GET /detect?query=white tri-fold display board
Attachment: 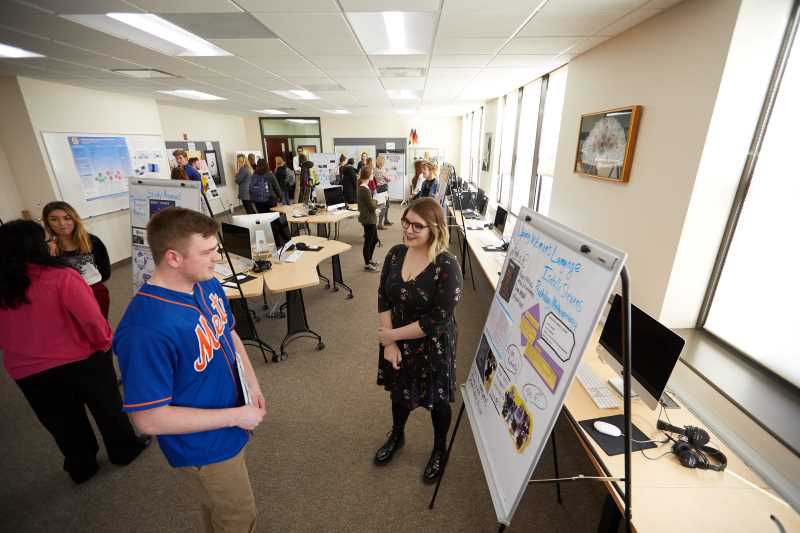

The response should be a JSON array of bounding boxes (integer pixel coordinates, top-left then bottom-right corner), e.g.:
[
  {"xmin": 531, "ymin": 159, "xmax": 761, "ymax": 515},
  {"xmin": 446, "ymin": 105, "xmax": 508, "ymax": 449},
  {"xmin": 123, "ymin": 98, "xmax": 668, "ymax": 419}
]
[
  {"xmin": 464, "ymin": 207, "xmax": 626, "ymax": 525},
  {"xmin": 129, "ymin": 178, "xmax": 202, "ymax": 291},
  {"xmin": 41, "ymin": 132, "xmax": 169, "ymax": 218}
]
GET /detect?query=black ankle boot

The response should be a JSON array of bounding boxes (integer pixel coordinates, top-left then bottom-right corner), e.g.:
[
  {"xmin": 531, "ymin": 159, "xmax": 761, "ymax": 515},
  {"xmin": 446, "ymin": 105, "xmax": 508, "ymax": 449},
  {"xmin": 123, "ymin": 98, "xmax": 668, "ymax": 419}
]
[
  {"xmin": 374, "ymin": 428, "xmax": 405, "ymax": 465},
  {"xmin": 423, "ymin": 445, "xmax": 446, "ymax": 483}
]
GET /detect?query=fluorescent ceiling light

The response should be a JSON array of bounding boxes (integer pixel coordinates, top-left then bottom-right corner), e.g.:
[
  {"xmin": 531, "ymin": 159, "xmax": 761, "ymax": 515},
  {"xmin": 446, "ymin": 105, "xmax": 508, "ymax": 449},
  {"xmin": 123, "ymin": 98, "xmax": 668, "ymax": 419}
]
[
  {"xmin": 271, "ymin": 90, "xmax": 320, "ymax": 100},
  {"xmin": 287, "ymin": 119, "xmax": 318, "ymax": 124},
  {"xmin": 112, "ymin": 69, "xmax": 175, "ymax": 79},
  {"xmin": 386, "ymin": 89, "xmax": 420, "ymax": 100},
  {"xmin": 0, "ymin": 43, "xmax": 44, "ymax": 58},
  {"xmin": 61, "ymin": 13, "xmax": 231, "ymax": 57},
  {"xmin": 347, "ymin": 11, "xmax": 436, "ymax": 55},
  {"xmin": 325, "ymin": 109, "xmax": 351, "ymax": 115},
  {"xmin": 157, "ymin": 89, "xmax": 225, "ymax": 101},
  {"xmin": 254, "ymin": 109, "xmax": 288, "ymax": 115}
]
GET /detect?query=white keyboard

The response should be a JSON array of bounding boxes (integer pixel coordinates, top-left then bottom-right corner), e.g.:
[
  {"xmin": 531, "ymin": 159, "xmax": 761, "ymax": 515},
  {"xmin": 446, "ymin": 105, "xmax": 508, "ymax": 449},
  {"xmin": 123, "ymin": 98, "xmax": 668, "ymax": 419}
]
[
  {"xmin": 281, "ymin": 250, "xmax": 303, "ymax": 263},
  {"xmin": 575, "ymin": 364, "xmax": 620, "ymax": 409},
  {"xmin": 479, "ymin": 235, "xmax": 504, "ymax": 248}
]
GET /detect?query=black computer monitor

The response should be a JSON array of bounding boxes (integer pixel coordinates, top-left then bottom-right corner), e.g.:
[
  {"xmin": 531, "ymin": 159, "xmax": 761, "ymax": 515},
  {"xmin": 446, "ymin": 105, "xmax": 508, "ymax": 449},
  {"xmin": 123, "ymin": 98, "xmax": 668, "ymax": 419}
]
[
  {"xmin": 221, "ymin": 223, "xmax": 252, "ymax": 259},
  {"xmin": 476, "ymin": 193, "xmax": 488, "ymax": 217},
  {"xmin": 457, "ymin": 190, "xmax": 476, "ymax": 211},
  {"xmin": 323, "ymin": 185, "xmax": 346, "ymax": 210},
  {"xmin": 494, "ymin": 206, "xmax": 507, "ymax": 235},
  {"xmin": 270, "ymin": 215, "xmax": 290, "ymax": 250},
  {"xmin": 598, "ymin": 294, "xmax": 686, "ymax": 409}
]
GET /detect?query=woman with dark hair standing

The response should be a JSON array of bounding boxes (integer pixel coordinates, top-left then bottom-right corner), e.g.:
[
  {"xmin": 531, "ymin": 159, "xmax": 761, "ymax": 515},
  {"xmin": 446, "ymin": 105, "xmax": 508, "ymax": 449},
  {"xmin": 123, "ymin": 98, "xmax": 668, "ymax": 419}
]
[
  {"xmin": 0, "ymin": 220, "xmax": 148, "ymax": 484},
  {"xmin": 374, "ymin": 198, "xmax": 463, "ymax": 482},
  {"xmin": 43, "ymin": 201, "xmax": 112, "ymax": 318},
  {"xmin": 357, "ymin": 166, "xmax": 380, "ymax": 272},
  {"xmin": 249, "ymin": 159, "xmax": 282, "ymax": 213},
  {"xmin": 235, "ymin": 154, "xmax": 256, "ymax": 214}
]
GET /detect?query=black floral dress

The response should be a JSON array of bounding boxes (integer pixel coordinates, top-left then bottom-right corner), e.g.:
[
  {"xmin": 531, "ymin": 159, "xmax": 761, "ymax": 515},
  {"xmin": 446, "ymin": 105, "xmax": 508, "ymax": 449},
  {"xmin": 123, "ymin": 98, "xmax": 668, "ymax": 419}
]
[{"xmin": 377, "ymin": 245, "xmax": 463, "ymax": 409}]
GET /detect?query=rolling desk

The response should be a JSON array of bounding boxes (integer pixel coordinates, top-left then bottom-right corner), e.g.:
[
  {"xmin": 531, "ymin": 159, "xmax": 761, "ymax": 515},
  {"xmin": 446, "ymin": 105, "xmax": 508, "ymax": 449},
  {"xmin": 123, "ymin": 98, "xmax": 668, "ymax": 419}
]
[
  {"xmin": 272, "ymin": 203, "xmax": 359, "ymax": 240},
  {"xmin": 457, "ymin": 209, "xmax": 800, "ymax": 532}
]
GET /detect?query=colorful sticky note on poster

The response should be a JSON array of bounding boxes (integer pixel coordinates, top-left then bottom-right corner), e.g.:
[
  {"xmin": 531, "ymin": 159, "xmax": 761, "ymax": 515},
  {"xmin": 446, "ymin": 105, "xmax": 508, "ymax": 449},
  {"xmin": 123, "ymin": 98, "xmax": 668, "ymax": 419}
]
[{"xmin": 524, "ymin": 343, "xmax": 563, "ymax": 392}]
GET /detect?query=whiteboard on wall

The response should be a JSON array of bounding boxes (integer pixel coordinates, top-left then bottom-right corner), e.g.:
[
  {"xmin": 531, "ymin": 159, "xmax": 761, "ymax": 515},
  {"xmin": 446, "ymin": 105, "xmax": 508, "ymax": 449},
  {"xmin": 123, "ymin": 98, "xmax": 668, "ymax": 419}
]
[
  {"xmin": 463, "ymin": 208, "xmax": 626, "ymax": 525},
  {"xmin": 42, "ymin": 132, "xmax": 169, "ymax": 218}
]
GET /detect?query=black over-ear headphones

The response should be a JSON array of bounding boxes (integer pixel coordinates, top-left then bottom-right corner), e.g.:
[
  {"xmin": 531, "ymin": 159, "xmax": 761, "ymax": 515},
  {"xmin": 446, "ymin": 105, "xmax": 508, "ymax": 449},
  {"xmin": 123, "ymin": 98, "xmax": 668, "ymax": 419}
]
[{"xmin": 657, "ymin": 421, "xmax": 727, "ymax": 472}]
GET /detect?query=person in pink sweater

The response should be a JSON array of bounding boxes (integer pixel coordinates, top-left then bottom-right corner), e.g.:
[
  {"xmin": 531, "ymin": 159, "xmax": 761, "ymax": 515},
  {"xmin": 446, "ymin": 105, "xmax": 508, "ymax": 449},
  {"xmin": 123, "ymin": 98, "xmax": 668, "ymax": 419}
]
[{"xmin": 0, "ymin": 220, "xmax": 148, "ymax": 483}]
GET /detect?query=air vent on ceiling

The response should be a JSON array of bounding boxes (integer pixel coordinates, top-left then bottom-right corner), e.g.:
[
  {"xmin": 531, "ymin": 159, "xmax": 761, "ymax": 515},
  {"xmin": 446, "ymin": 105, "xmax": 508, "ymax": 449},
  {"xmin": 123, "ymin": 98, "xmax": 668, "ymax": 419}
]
[{"xmin": 379, "ymin": 67, "xmax": 426, "ymax": 78}]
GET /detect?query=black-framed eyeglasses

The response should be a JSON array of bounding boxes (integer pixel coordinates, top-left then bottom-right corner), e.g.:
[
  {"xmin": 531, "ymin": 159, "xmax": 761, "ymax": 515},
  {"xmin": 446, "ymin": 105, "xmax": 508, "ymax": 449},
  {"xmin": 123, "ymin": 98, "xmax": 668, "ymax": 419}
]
[{"xmin": 400, "ymin": 218, "xmax": 428, "ymax": 233}]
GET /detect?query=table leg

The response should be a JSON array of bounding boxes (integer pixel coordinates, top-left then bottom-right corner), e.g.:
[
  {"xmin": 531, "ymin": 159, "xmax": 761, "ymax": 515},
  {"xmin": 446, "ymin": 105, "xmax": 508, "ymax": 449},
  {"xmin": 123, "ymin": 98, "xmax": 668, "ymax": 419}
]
[
  {"xmin": 278, "ymin": 289, "xmax": 324, "ymax": 360},
  {"xmin": 316, "ymin": 265, "xmax": 331, "ymax": 289},
  {"xmin": 331, "ymin": 255, "xmax": 353, "ymax": 299}
]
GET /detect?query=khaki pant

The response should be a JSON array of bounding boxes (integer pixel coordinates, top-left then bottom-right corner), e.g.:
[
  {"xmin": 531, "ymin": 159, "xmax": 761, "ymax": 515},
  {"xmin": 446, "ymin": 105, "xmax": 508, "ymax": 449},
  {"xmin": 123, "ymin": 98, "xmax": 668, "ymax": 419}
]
[{"xmin": 177, "ymin": 450, "xmax": 257, "ymax": 533}]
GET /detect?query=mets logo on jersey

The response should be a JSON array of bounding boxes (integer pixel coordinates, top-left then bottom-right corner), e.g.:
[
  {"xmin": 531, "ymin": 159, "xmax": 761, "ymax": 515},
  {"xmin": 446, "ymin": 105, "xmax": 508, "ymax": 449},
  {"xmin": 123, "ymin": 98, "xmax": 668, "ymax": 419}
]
[{"xmin": 194, "ymin": 292, "xmax": 229, "ymax": 372}]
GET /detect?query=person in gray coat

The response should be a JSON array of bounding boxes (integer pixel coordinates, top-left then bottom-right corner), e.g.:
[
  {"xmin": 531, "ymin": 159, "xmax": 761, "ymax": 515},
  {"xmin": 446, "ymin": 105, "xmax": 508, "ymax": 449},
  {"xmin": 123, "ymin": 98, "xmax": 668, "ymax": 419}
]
[{"xmin": 235, "ymin": 154, "xmax": 255, "ymax": 214}]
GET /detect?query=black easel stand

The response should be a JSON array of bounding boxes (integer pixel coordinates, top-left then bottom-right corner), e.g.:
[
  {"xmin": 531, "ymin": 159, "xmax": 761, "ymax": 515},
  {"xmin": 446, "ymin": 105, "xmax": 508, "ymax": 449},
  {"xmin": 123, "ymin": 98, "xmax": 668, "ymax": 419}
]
[
  {"xmin": 428, "ymin": 259, "xmax": 633, "ymax": 533},
  {"xmin": 450, "ymin": 190, "xmax": 476, "ymax": 290},
  {"xmin": 201, "ymin": 190, "xmax": 276, "ymax": 363}
]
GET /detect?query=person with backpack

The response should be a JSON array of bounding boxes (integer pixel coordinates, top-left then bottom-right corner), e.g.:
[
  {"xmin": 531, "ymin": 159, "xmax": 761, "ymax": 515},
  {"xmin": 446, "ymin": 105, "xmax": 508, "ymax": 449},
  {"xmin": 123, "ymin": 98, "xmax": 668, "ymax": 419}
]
[{"xmin": 275, "ymin": 155, "xmax": 293, "ymax": 205}]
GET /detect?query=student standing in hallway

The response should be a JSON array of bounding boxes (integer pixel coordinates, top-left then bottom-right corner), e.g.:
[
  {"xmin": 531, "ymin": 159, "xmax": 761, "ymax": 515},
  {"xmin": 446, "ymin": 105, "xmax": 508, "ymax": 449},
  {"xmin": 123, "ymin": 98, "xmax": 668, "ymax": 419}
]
[
  {"xmin": 234, "ymin": 154, "xmax": 256, "ymax": 214},
  {"xmin": 173, "ymin": 149, "xmax": 202, "ymax": 182},
  {"xmin": 358, "ymin": 167, "xmax": 380, "ymax": 272},
  {"xmin": 43, "ymin": 201, "xmax": 112, "ymax": 318},
  {"xmin": 0, "ymin": 220, "xmax": 148, "ymax": 484},
  {"xmin": 113, "ymin": 208, "xmax": 265, "ymax": 533},
  {"xmin": 374, "ymin": 198, "xmax": 463, "ymax": 482}
]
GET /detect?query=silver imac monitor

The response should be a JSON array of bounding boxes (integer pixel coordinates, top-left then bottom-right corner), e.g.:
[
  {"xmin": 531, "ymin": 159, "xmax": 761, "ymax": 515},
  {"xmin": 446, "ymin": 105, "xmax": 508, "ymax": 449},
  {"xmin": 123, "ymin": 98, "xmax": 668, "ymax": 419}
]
[
  {"xmin": 323, "ymin": 185, "xmax": 346, "ymax": 211},
  {"xmin": 231, "ymin": 213, "xmax": 279, "ymax": 253},
  {"xmin": 597, "ymin": 294, "xmax": 686, "ymax": 409}
]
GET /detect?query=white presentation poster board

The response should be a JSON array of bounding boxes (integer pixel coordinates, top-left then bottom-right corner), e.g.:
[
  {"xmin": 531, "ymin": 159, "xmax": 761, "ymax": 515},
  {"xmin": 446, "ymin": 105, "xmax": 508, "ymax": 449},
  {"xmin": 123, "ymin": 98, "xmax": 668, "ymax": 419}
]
[
  {"xmin": 129, "ymin": 178, "xmax": 202, "ymax": 291},
  {"xmin": 382, "ymin": 152, "xmax": 406, "ymax": 201},
  {"xmin": 334, "ymin": 145, "xmax": 376, "ymax": 166},
  {"xmin": 309, "ymin": 153, "xmax": 338, "ymax": 188},
  {"xmin": 464, "ymin": 207, "xmax": 626, "ymax": 525},
  {"xmin": 42, "ymin": 132, "xmax": 169, "ymax": 218}
]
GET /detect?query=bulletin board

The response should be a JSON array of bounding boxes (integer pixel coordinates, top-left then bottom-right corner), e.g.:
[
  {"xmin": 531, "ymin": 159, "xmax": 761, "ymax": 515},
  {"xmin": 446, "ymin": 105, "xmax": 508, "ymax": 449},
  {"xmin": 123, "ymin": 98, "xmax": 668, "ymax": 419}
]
[{"xmin": 165, "ymin": 140, "xmax": 226, "ymax": 186}]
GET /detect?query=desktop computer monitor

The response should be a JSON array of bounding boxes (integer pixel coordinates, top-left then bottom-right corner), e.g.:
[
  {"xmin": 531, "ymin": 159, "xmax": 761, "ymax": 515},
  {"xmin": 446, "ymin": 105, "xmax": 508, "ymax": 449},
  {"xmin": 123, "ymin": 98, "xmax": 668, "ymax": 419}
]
[
  {"xmin": 476, "ymin": 192, "xmax": 488, "ymax": 217},
  {"xmin": 270, "ymin": 214, "xmax": 291, "ymax": 250},
  {"xmin": 494, "ymin": 205, "xmax": 508, "ymax": 236},
  {"xmin": 232, "ymin": 213, "xmax": 279, "ymax": 253},
  {"xmin": 220, "ymin": 223, "xmax": 252, "ymax": 260},
  {"xmin": 457, "ymin": 190, "xmax": 476, "ymax": 211},
  {"xmin": 598, "ymin": 294, "xmax": 686, "ymax": 409},
  {"xmin": 323, "ymin": 185, "xmax": 346, "ymax": 211}
]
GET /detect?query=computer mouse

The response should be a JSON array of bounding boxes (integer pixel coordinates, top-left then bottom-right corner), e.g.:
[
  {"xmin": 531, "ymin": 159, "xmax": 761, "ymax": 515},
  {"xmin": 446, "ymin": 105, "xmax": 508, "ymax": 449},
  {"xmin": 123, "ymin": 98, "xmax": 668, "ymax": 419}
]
[{"xmin": 593, "ymin": 420, "xmax": 622, "ymax": 437}]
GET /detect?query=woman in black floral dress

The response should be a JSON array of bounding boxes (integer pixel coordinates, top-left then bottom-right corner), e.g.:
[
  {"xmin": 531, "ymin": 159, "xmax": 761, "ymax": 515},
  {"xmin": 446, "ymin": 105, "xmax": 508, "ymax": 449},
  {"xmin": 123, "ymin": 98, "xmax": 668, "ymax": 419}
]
[{"xmin": 375, "ymin": 197, "xmax": 463, "ymax": 482}]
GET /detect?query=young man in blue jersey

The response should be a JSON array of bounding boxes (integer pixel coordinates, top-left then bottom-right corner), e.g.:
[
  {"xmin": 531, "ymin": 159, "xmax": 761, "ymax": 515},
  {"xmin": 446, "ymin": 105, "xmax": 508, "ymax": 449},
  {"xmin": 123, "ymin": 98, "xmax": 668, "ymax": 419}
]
[
  {"xmin": 174, "ymin": 149, "xmax": 202, "ymax": 181},
  {"xmin": 114, "ymin": 207, "xmax": 265, "ymax": 533}
]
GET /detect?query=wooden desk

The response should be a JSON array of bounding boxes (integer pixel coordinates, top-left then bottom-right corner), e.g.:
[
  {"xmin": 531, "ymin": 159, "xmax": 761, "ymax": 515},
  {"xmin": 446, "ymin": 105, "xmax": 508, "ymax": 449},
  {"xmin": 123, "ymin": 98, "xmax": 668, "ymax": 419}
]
[
  {"xmin": 272, "ymin": 203, "xmax": 358, "ymax": 239},
  {"xmin": 456, "ymin": 211, "xmax": 799, "ymax": 532},
  {"xmin": 265, "ymin": 235, "xmax": 353, "ymax": 359}
]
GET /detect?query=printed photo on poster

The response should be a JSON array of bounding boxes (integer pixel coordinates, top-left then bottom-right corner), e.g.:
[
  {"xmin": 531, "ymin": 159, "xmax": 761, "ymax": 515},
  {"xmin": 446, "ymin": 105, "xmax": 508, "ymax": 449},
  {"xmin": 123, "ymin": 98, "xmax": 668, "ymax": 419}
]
[
  {"xmin": 501, "ymin": 385, "xmax": 532, "ymax": 453},
  {"xmin": 475, "ymin": 335, "xmax": 498, "ymax": 392},
  {"xmin": 149, "ymin": 198, "xmax": 175, "ymax": 218},
  {"xmin": 204, "ymin": 150, "xmax": 219, "ymax": 180},
  {"xmin": 499, "ymin": 259, "xmax": 520, "ymax": 302}
]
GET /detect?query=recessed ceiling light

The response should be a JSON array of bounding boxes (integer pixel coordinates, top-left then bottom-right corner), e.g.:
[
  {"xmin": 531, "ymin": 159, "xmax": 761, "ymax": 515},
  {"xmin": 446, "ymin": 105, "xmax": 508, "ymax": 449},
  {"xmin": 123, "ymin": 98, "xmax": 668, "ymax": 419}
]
[
  {"xmin": 61, "ymin": 13, "xmax": 231, "ymax": 57},
  {"xmin": 287, "ymin": 119, "xmax": 318, "ymax": 124},
  {"xmin": 112, "ymin": 69, "xmax": 176, "ymax": 79},
  {"xmin": 386, "ymin": 89, "xmax": 420, "ymax": 100},
  {"xmin": 271, "ymin": 90, "xmax": 320, "ymax": 100},
  {"xmin": 347, "ymin": 12, "xmax": 436, "ymax": 55},
  {"xmin": 157, "ymin": 90, "xmax": 225, "ymax": 101},
  {"xmin": 325, "ymin": 109, "xmax": 351, "ymax": 115},
  {"xmin": 253, "ymin": 109, "xmax": 288, "ymax": 115},
  {"xmin": 0, "ymin": 43, "xmax": 44, "ymax": 58}
]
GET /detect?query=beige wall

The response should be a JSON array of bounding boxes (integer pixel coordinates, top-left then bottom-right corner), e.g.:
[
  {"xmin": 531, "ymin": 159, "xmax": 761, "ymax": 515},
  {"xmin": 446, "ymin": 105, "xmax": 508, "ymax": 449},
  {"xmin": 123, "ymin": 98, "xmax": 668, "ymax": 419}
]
[
  {"xmin": 0, "ymin": 139, "xmax": 24, "ymax": 222},
  {"xmin": 158, "ymin": 103, "xmax": 259, "ymax": 213},
  {"xmin": 549, "ymin": 0, "xmax": 743, "ymax": 319}
]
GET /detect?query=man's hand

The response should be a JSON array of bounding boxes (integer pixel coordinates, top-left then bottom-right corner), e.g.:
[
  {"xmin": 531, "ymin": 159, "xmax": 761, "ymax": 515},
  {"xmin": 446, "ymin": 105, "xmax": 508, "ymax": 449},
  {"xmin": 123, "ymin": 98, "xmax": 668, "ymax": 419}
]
[
  {"xmin": 249, "ymin": 384, "xmax": 267, "ymax": 413},
  {"xmin": 383, "ymin": 343, "xmax": 402, "ymax": 370},
  {"xmin": 378, "ymin": 327, "xmax": 396, "ymax": 347},
  {"xmin": 232, "ymin": 405, "xmax": 265, "ymax": 431}
]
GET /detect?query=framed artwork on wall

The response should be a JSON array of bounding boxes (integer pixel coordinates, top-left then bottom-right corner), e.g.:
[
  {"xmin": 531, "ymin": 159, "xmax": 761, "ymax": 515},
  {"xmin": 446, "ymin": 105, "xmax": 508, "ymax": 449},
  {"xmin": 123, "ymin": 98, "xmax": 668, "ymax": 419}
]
[
  {"xmin": 482, "ymin": 132, "xmax": 492, "ymax": 172},
  {"xmin": 574, "ymin": 105, "xmax": 642, "ymax": 182}
]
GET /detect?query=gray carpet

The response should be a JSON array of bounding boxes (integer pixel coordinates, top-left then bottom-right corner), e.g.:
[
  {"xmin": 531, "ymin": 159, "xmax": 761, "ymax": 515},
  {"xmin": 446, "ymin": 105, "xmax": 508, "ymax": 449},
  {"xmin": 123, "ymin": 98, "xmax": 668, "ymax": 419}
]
[{"xmin": 0, "ymin": 210, "xmax": 613, "ymax": 532}]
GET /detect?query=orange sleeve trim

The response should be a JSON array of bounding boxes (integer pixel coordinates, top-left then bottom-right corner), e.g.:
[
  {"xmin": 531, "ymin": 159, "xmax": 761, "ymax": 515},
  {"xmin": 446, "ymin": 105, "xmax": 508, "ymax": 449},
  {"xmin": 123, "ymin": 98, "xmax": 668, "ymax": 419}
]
[
  {"xmin": 123, "ymin": 396, "xmax": 172, "ymax": 408},
  {"xmin": 137, "ymin": 291, "xmax": 201, "ymax": 313}
]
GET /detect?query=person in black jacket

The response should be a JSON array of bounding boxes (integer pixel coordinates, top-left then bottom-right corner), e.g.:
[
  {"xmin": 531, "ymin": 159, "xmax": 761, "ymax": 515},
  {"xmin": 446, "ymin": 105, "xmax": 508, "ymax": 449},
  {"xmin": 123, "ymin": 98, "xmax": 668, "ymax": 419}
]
[
  {"xmin": 43, "ymin": 201, "xmax": 112, "ymax": 318},
  {"xmin": 274, "ymin": 155, "xmax": 293, "ymax": 204},
  {"xmin": 250, "ymin": 159, "xmax": 282, "ymax": 213},
  {"xmin": 298, "ymin": 155, "xmax": 315, "ymax": 204},
  {"xmin": 341, "ymin": 158, "xmax": 358, "ymax": 204}
]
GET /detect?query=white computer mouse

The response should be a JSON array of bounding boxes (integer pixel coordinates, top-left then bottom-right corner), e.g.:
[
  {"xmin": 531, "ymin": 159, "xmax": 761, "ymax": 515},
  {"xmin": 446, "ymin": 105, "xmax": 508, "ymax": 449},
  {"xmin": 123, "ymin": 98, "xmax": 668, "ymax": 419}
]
[{"xmin": 593, "ymin": 420, "xmax": 623, "ymax": 437}]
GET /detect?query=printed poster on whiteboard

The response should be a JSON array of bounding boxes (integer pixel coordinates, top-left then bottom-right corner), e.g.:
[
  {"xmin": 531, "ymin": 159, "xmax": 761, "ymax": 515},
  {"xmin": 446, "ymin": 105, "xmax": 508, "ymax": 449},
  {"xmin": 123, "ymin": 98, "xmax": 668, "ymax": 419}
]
[
  {"xmin": 463, "ymin": 207, "xmax": 625, "ymax": 525},
  {"xmin": 68, "ymin": 136, "xmax": 132, "ymax": 201},
  {"xmin": 309, "ymin": 153, "xmax": 338, "ymax": 188}
]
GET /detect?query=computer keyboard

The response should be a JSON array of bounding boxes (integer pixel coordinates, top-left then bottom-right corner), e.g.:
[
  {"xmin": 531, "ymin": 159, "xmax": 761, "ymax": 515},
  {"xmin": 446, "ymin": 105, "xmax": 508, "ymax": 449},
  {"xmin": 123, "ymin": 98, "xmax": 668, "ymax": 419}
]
[
  {"xmin": 479, "ymin": 235, "xmax": 504, "ymax": 248},
  {"xmin": 281, "ymin": 250, "xmax": 303, "ymax": 263},
  {"xmin": 575, "ymin": 364, "xmax": 621, "ymax": 409}
]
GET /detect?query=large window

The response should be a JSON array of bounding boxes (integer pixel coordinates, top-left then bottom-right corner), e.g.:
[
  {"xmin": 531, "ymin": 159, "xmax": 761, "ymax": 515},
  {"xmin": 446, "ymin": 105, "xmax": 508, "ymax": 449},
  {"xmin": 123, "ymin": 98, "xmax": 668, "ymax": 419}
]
[
  {"xmin": 489, "ymin": 96, "xmax": 504, "ymax": 203},
  {"xmin": 497, "ymin": 89, "xmax": 519, "ymax": 207},
  {"xmin": 704, "ymin": 32, "xmax": 799, "ymax": 388},
  {"xmin": 534, "ymin": 66, "xmax": 568, "ymax": 216},
  {"xmin": 471, "ymin": 107, "xmax": 483, "ymax": 184},
  {"xmin": 460, "ymin": 112, "xmax": 472, "ymax": 182},
  {"xmin": 510, "ymin": 80, "xmax": 542, "ymax": 216}
]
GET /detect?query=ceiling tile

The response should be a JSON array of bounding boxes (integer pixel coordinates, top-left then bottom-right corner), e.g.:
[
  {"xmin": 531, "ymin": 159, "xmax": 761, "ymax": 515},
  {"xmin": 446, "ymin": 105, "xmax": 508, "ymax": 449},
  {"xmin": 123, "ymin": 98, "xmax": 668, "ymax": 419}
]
[
  {"xmin": 427, "ymin": 67, "xmax": 481, "ymax": 81},
  {"xmin": 437, "ymin": 10, "xmax": 531, "ymax": 38},
  {"xmin": 502, "ymin": 36, "xmax": 579, "ymax": 54},
  {"xmin": 369, "ymin": 55, "xmax": 429, "ymax": 68},
  {"xmin": 210, "ymin": 38, "xmax": 298, "ymax": 58},
  {"xmin": 520, "ymin": 6, "xmax": 629, "ymax": 37},
  {"xmin": 126, "ymin": 0, "xmax": 244, "ymax": 13},
  {"xmin": 185, "ymin": 56, "xmax": 264, "ymax": 76},
  {"xmin": 380, "ymin": 77, "xmax": 425, "ymax": 90},
  {"xmin": 339, "ymin": 0, "xmax": 440, "ymax": 10},
  {"xmin": 337, "ymin": 77, "xmax": 383, "ymax": 91},
  {"xmin": 434, "ymin": 38, "xmax": 506, "ymax": 55},
  {"xmin": 486, "ymin": 54, "xmax": 559, "ymax": 68},
  {"xmin": 252, "ymin": 13, "xmax": 362, "ymax": 55},
  {"xmin": 22, "ymin": 0, "xmax": 145, "ymax": 15},
  {"xmin": 324, "ymin": 67, "xmax": 376, "ymax": 77},
  {"xmin": 596, "ymin": 8, "xmax": 662, "ymax": 36},
  {"xmin": 309, "ymin": 55, "xmax": 371, "ymax": 69},
  {"xmin": 560, "ymin": 36, "xmax": 611, "ymax": 57},
  {"xmin": 430, "ymin": 55, "xmax": 491, "ymax": 68},
  {"xmin": 236, "ymin": 0, "xmax": 338, "ymax": 12},
  {"xmin": 160, "ymin": 13, "xmax": 276, "ymax": 39}
]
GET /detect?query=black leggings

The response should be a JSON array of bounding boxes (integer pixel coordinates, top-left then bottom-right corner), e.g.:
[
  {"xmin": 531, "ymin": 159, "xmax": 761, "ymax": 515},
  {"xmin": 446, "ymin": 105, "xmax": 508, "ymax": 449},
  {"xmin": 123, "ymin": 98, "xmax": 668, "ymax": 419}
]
[
  {"xmin": 392, "ymin": 400, "xmax": 452, "ymax": 448},
  {"xmin": 362, "ymin": 223, "xmax": 378, "ymax": 264}
]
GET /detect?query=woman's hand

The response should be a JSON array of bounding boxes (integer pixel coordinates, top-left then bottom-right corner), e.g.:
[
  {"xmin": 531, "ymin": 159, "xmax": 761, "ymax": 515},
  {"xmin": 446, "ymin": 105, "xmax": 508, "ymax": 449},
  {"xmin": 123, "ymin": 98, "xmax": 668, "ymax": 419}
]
[
  {"xmin": 383, "ymin": 343, "xmax": 402, "ymax": 370},
  {"xmin": 377, "ymin": 327, "xmax": 396, "ymax": 347}
]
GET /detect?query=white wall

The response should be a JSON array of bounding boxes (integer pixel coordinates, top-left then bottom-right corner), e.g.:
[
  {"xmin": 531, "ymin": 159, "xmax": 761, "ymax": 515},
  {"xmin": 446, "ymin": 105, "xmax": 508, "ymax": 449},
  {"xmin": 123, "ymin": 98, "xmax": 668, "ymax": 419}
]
[
  {"xmin": 320, "ymin": 114, "xmax": 461, "ymax": 171},
  {"xmin": 549, "ymin": 0, "xmax": 743, "ymax": 319},
  {"xmin": 158, "ymin": 103, "xmax": 258, "ymax": 214},
  {"xmin": 0, "ymin": 141, "xmax": 24, "ymax": 223}
]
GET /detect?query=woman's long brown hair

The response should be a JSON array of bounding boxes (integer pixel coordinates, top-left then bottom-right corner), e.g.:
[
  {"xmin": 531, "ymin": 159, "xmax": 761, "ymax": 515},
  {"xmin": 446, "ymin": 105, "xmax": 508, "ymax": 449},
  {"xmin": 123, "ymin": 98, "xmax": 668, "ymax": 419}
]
[{"xmin": 42, "ymin": 201, "xmax": 92, "ymax": 254}]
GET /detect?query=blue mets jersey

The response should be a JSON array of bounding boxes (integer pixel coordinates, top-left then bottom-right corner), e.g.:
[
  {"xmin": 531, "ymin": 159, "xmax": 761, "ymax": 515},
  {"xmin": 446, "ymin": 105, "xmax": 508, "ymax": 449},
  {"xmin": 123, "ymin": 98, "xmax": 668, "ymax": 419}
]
[{"xmin": 113, "ymin": 278, "xmax": 248, "ymax": 468}]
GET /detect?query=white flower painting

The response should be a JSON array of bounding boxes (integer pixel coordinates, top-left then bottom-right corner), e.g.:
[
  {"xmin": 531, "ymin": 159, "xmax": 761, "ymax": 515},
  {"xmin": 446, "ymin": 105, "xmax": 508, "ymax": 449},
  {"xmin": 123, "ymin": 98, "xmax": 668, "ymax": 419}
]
[{"xmin": 575, "ymin": 106, "xmax": 642, "ymax": 182}]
